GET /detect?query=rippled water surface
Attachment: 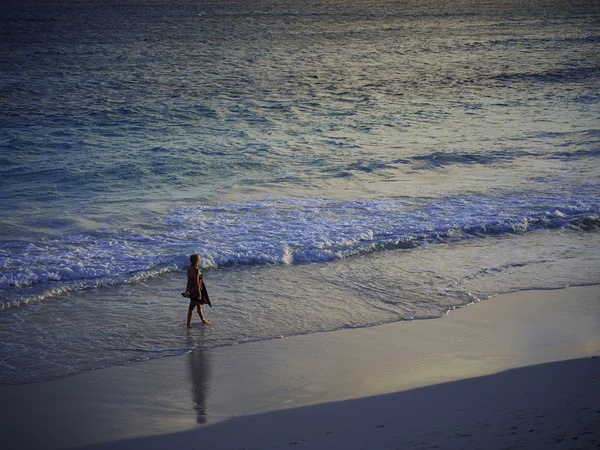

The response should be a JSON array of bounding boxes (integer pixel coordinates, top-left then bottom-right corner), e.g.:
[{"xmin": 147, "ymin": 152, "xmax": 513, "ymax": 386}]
[{"xmin": 1, "ymin": 0, "xmax": 599, "ymax": 385}]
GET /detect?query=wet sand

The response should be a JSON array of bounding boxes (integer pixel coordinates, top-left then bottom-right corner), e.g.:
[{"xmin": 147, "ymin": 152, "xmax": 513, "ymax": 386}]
[{"xmin": 0, "ymin": 285, "xmax": 598, "ymax": 450}]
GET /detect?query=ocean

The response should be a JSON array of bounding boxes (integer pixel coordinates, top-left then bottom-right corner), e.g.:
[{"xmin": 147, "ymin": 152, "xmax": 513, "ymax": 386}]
[{"xmin": 1, "ymin": 0, "xmax": 599, "ymax": 386}]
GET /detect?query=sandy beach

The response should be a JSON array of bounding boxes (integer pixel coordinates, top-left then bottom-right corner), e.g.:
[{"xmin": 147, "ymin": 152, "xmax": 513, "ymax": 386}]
[{"xmin": 1, "ymin": 285, "xmax": 599, "ymax": 450}]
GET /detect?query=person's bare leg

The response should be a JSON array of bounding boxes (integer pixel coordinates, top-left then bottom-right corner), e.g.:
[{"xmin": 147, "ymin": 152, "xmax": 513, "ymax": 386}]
[
  {"xmin": 187, "ymin": 309, "xmax": 194, "ymax": 328},
  {"xmin": 197, "ymin": 305, "xmax": 210, "ymax": 324}
]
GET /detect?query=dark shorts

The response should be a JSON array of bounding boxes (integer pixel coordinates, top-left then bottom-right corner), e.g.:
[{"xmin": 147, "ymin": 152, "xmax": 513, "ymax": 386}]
[{"xmin": 188, "ymin": 300, "xmax": 205, "ymax": 311}]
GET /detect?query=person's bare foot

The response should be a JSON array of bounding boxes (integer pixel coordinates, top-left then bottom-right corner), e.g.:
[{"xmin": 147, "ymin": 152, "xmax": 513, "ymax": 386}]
[{"xmin": 202, "ymin": 319, "xmax": 211, "ymax": 324}]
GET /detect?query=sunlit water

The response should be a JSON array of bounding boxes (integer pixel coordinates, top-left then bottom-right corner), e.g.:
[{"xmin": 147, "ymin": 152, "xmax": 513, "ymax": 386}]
[{"xmin": 1, "ymin": 0, "xmax": 599, "ymax": 385}]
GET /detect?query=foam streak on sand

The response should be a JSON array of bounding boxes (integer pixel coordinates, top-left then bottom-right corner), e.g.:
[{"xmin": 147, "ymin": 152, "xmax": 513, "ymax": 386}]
[{"xmin": 0, "ymin": 285, "xmax": 599, "ymax": 450}]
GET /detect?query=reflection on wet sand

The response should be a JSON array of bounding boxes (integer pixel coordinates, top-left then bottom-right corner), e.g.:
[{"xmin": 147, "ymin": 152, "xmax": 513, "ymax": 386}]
[{"xmin": 188, "ymin": 348, "xmax": 211, "ymax": 424}]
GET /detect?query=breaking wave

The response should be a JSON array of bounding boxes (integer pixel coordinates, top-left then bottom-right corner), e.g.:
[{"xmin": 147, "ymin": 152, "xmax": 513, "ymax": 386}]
[{"xmin": 1, "ymin": 193, "xmax": 598, "ymax": 310}]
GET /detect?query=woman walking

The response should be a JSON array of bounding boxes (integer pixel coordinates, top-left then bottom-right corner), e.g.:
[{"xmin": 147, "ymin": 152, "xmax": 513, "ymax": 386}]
[{"xmin": 183, "ymin": 254, "xmax": 211, "ymax": 327}]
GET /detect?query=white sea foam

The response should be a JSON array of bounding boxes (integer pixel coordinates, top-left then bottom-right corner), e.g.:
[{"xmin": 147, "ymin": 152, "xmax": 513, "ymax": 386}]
[{"xmin": 1, "ymin": 195, "xmax": 598, "ymax": 311}]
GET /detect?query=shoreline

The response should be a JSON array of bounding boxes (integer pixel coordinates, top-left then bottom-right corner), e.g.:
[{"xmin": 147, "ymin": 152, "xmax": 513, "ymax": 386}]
[
  {"xmin": 72, "ymin": 357, "xmax": 600, "ymax": 450},
  {"xmin": 1, "ymin": 285, "xmax": 599, "ymax": 450}
]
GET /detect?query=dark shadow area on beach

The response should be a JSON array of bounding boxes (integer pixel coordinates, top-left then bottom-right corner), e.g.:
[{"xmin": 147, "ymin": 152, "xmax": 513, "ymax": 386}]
[{"xmin": 25, "ymin": 356, "xmax": 600, "ymax": 450}]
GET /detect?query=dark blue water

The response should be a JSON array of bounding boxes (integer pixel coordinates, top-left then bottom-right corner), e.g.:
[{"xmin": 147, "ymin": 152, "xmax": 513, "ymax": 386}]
[{"xmin": 1, "ymin": 0, "xmax": 599, "ymax": 385}]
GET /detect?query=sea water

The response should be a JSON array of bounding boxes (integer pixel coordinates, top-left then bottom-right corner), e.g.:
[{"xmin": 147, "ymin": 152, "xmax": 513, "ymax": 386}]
[{"xmin": 1, "ymin": 0, "xmax": 599, "ymax": 385}]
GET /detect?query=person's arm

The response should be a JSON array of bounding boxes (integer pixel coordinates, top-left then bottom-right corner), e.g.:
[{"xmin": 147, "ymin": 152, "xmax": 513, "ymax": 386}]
[{"xmin": 194, "ymin": 267, "xmax": 202, "ymax": 294}]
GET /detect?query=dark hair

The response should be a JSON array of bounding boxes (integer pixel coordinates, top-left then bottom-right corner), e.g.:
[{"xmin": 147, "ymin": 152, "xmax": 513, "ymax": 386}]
[{"xmin": 189, "ymin": 254, "xmax": 201, "ymax": 264}]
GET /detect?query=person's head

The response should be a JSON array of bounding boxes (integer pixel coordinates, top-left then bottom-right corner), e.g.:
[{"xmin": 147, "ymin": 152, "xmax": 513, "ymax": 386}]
[{"xmin": 190, "ymin": 254, "xmax": 201, "ymax": 265}]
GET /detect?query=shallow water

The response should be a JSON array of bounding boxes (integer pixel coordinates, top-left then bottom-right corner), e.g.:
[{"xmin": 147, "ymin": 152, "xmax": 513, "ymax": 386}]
[{"xmin": 1, "ymin": 0, "xmax": 599, "ymax": 385}]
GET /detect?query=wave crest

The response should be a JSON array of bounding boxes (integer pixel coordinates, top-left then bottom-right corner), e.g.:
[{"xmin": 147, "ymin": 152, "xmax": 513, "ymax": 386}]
[{"xmin": 1, "ymin": 194, "xmax": 599, "ymax": 310}]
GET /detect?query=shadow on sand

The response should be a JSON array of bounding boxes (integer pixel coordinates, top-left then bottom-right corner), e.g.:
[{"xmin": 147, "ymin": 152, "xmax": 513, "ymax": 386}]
[{"xmin": 72, "ymin": 356, "xmax": 600, "ymax": 450}]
